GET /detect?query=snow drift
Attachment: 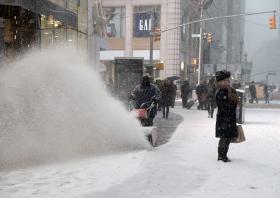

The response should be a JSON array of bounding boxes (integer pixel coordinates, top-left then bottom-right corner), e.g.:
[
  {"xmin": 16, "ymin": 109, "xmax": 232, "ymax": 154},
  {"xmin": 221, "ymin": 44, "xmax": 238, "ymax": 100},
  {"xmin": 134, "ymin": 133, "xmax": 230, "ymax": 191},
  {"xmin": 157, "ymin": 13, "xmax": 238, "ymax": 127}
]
[{"xmin": 0, "ymin": 46, "xmax": 149, "ymax": 169}]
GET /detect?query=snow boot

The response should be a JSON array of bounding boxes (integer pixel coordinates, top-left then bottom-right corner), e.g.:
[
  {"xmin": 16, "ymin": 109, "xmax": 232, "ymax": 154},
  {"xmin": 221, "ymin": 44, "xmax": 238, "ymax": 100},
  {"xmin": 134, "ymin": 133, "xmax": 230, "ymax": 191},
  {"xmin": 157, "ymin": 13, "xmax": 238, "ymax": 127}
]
[
  {"xmin": 217, "ymin": 148, "xmax": 223, "ymax": 161},
  {"xmin": 223, "ymin": 146, "xmax": 231, "ymax": 162},
  {"xmin": 218, "ymin": 148, "xmax": 231, "ymax": 162}
]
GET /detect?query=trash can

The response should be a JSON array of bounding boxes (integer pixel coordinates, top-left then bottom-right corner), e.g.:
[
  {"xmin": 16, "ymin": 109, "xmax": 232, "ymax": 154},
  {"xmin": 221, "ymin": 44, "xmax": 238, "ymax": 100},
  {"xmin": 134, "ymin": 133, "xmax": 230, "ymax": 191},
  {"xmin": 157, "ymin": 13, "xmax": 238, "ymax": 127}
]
[{"xmin": 236, "ymin": 89, "xmax": 245, "ymax": 124}]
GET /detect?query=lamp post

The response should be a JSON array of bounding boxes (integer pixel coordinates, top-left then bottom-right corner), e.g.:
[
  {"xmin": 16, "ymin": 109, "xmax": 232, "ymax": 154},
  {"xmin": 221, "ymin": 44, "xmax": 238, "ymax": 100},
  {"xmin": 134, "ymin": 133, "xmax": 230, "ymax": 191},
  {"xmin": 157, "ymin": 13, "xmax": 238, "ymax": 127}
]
[{"xmin": 198, "ymin": 0, "xmax": 204, "ymax": 85}]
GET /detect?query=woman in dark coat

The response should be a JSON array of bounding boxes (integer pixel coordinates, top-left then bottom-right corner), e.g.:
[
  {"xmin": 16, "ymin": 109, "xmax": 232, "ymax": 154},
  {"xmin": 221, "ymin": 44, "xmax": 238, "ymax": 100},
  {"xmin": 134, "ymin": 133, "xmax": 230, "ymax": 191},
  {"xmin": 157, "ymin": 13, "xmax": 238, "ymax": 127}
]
[
  {"xmin": 215, "ymin": 70, "xmax": 240, "ymax": 162},
  {"xmin": 160, "ymin": 79, "xmax": 174, "ymax": 119}
]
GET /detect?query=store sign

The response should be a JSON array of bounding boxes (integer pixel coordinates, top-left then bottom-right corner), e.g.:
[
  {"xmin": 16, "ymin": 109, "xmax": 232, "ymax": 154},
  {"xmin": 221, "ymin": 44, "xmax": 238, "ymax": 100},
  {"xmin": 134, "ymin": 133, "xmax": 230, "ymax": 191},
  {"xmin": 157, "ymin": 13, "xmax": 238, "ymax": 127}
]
[{"xmin": 134, "ymin": 13, "xmax": 152, "ymax": 37}]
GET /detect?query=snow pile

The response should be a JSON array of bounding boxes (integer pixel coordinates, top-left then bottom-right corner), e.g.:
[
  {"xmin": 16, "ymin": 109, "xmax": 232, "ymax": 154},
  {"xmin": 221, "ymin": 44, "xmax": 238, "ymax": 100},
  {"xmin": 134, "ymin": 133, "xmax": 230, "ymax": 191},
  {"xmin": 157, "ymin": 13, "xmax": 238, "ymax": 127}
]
[{"xmin": 0, "ymin": 46, "xmax": 149, "ymax": 169}]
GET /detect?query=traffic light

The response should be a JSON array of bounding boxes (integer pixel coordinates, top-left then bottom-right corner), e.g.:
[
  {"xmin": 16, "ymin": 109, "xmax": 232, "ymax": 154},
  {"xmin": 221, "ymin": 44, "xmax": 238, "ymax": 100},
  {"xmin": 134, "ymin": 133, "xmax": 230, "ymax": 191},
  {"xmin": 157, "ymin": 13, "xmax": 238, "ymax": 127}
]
[
  {"xmin": 155, "ymin": 62, "xmax": 164, "ymax": 70},
  {"xmin": 203, "ymin": 33, "xmax": 208, "ymax": 39},
  {"xmin": 192, "ymin": 58, "xmax": 198, "ymax": 65},
  {"xmin": 154, "ymin": 27, "xmax": 161, "ymax": 42},
  {"xmin": 207, "ymin": 33, "xmax": 212, "ymax": 43},
  {"xmin": 269, "ymin": 15, "xmax": 276, "ymax": 29}
]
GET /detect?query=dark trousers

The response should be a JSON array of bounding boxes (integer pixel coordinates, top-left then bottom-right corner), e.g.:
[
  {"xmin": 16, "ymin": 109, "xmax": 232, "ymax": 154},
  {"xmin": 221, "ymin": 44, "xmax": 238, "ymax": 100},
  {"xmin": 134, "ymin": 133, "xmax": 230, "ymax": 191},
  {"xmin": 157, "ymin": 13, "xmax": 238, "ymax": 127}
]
[
  {"xmin": 219, "ymin": 138, "xmax": 231, "ymax": 149},
  {"xmin": 218, "ymin": 138, "xmax": 231, "ymax": 158},
  {"xmin": 250, "ymin": 93, "xmax": 258, "ymax": 104},
  {"xmin": 162, "ymin": 104, "xmax": 170, "ymax": 119},
  {"xmin": 265, "ymin": 95, "xmax": 269, "ymax": 104},
  {"xmin": 208, "ymin": 100, "xmax": 215, "ymax": 117},
  {"xmin": 182, "ymin": 96, "xmax": 187, "ymax": 108}
]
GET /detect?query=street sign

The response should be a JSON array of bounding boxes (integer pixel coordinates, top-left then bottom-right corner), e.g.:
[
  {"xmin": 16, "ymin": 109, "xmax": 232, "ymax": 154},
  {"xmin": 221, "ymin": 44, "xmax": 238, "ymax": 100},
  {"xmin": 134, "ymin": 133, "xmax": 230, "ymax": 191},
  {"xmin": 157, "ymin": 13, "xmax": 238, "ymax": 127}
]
[{"xmin": 192, "ymin": 34, "xmax": 201, "ymax": 38}]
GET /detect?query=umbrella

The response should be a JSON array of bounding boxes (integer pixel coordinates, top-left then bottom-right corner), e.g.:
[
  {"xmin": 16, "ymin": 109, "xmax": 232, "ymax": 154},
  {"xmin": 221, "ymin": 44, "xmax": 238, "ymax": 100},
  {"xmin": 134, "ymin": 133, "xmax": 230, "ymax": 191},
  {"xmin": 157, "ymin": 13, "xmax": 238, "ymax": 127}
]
[{"xmin": 167, "ymin": 76, "xmax": 180, "ymax": 81}]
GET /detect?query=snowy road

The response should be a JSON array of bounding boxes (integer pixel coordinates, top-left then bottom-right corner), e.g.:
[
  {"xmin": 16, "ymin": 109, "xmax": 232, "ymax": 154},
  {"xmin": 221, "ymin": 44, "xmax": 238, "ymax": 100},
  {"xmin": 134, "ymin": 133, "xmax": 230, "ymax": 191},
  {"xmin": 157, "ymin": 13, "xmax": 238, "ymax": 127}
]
[{"xmin": 1, "ymin": 108, "xmax": 280, "ymax": 198}]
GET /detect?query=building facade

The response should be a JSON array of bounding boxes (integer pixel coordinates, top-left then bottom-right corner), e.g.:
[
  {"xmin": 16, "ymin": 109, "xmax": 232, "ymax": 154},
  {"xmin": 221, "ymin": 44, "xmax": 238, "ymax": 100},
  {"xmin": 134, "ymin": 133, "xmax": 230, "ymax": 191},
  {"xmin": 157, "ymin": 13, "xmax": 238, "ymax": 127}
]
[
  {"xmin": 180, "ymin": 0, "xmax": 245, "ymax": 83},
  {"xmin": 100, "ymin": 0, "xmax": 181, "ymax": 79},
  {"xmin": 0, "ymin": 0, "xmax": 106, "ymax": 67}
]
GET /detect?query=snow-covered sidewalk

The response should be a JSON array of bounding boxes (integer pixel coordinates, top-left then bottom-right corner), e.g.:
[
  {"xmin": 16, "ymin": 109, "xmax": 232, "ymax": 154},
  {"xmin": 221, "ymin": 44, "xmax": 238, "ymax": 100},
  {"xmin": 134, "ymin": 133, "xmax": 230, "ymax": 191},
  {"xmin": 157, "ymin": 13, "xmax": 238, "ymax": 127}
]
[{"xmin": 1, "ymin": 108, "xmax": 280, "ymax": 198}]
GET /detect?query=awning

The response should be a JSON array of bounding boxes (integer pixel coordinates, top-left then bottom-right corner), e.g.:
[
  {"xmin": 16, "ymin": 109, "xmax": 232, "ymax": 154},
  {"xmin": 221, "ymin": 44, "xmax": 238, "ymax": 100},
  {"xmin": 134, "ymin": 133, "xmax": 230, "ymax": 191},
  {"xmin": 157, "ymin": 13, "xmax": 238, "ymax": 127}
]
[{"xmin": 0, "ymin": 0, "xmax": 77, "ymax": 28}]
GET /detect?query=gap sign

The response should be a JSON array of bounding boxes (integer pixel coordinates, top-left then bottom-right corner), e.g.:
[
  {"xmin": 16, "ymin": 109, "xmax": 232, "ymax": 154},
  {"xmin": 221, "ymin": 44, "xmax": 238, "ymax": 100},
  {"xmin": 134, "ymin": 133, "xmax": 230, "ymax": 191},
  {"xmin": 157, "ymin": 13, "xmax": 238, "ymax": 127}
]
[{"xmin": 134, "ymin": 13, "xmax": 152, "ymax": 37}]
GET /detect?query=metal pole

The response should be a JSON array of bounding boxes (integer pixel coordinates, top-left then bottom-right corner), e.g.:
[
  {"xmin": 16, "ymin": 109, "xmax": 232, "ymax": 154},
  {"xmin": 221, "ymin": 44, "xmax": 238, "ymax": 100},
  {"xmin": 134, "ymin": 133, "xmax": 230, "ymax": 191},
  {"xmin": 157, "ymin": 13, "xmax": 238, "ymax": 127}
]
[
  {"xmin": 149, "ymin": 9, "xmax": 154, "ymax": 76},
  {"xmin": 198, "ymin": 1, "xmax": 204, "ymax": 85}
]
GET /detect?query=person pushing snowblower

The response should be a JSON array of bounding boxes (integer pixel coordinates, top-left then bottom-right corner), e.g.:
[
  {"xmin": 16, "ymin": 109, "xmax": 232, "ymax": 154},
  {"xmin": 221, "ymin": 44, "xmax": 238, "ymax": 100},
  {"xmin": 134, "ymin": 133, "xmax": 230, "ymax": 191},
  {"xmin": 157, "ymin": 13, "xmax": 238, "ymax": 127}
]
[{"xmin": 131, "ymin": 75, "xmax": 161, "ymax": 126}]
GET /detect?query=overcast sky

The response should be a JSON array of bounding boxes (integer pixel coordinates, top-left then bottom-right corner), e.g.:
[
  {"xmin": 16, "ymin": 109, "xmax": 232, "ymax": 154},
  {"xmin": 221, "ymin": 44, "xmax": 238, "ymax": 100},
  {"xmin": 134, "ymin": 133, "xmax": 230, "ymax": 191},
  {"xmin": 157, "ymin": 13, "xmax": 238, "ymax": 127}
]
[{"xmin": 245, "ymin": 0, "xmax": 279, "ymax": 60}]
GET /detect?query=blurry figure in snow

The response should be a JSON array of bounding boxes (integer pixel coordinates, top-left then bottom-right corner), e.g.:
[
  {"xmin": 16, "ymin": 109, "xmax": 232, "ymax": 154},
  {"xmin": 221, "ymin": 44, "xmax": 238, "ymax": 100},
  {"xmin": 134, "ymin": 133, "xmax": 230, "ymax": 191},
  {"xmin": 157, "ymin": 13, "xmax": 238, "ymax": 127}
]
[
  {"xmin": 264, "ymin": 84, "xmax": 270, "ymax": 104},
  {"xmin": 232, "ymin": 80, "xmax": 242, "ymax": 90},
  {"xmin": 196, "ymin": 81, "xmax": 208, "ymax": 110},
  {"xmin": 207, "ymin": 77, "xmax": 217, "ymax": 118},
  {"xmin": 131, "ymin": 75, "xmax": 161, "ymax": 126},
  {"xmin": 215, "ymin": 70, "xmax": 240, "ymax": 163},
  {"xmin": 171, "ymin": 81, "xmax": 177, "ymax": 108},
  {"xmin": 106, "ymin": 78, "xmax": 114, "ymax": 95},
  {"xmin": 181, "ymin": 80, "xmax": 191, "ymax": 108},
  {"xmin": 249, "ymin": 81, "xmax": 258, "ymax": 104},
  {"xmin": 160, "ymin": 79, "xmax": 174, "ymax": 119},
  {"xmin": 154, "ymin": 79, "xmax": 163, "ymax": 111}
]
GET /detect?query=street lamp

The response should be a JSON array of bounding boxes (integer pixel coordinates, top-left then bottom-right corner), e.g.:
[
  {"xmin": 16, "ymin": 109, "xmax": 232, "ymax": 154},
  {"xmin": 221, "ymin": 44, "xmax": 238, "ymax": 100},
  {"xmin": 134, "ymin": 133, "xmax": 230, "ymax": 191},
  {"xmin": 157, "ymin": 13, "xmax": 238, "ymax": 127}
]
[{"xmin": 180, "ymin": 61, "xmax": 185, "ymax": 71}]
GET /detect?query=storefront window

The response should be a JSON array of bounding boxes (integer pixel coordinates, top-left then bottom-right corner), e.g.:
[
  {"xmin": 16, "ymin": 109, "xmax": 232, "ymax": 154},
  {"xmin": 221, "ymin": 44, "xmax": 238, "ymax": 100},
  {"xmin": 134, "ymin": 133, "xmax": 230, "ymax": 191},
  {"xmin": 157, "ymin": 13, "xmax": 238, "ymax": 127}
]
[
  {"xmin": 40, "ymin": 14, "xmax": 67, "ymax": 47},
  {"xmin": 66, "ymin": 28, "xmax": 77, "ymax": 46},
  {"xmin": 133, "ymin": 5, "xmax": 161, "ymax": 38},
  {"xmin": 104, "ymin": 7, "xmax": 126, "ymax": 38}
]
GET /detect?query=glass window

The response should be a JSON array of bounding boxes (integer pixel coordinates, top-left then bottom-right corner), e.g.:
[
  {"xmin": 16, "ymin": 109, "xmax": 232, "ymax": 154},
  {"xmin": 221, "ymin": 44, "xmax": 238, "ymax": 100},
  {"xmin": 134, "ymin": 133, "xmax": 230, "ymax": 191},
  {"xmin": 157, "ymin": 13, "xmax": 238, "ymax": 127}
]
[
  {"xmin": 40, "ymin": 15, "xmax": 67, "ymax": 47},
  {"xmin": 41, "ymin": 29, "xmax": 54, "ymax": 48},
  {"xmin": 104, "ymin": 7, "xmax": 126, "ymax": 38},
  {"xmin": 133, "ymin": 5, "xmax": 161, "ymax": 38},
  {"xmin": 66, "ymin": 28, "xmax": 77, "ymax": 46}
]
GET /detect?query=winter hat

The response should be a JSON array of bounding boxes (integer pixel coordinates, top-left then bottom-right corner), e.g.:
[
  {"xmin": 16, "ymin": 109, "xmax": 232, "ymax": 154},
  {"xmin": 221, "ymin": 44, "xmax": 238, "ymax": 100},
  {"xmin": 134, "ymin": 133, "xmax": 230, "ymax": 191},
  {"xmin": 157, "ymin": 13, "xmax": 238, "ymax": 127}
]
[{"xmin": 216, "ymin": 70, "xmax": 231, "ymax": 82}]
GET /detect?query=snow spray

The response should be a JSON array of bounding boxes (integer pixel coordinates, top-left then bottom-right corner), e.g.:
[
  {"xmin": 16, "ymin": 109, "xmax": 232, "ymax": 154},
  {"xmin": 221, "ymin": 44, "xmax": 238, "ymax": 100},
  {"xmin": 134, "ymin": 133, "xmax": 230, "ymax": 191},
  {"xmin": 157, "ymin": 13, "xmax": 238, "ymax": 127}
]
[{"xmin": 0, "ymin": 46, "xmax": 149, "ymax": 169}]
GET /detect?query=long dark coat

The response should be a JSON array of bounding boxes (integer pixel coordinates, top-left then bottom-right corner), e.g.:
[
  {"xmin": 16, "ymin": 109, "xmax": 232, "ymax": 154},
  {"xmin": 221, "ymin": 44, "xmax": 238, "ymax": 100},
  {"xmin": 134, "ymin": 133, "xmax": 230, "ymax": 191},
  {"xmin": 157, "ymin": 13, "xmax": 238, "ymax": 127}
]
[
  {"xmin": 160, "ymin": 82, "xmax": 174, "ymax": 106},
  {"xmin": 215, "ymin": 88, "xmax": 238, "ymax": 138}
]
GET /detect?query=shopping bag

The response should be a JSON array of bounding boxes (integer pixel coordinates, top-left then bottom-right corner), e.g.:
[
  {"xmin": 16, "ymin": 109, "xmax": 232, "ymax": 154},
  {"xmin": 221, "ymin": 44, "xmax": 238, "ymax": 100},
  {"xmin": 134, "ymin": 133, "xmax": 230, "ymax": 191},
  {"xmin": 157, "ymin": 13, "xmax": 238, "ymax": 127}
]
[{"xmin": 231, "ymin": 125, "xmax": 246, "ymax": 143}]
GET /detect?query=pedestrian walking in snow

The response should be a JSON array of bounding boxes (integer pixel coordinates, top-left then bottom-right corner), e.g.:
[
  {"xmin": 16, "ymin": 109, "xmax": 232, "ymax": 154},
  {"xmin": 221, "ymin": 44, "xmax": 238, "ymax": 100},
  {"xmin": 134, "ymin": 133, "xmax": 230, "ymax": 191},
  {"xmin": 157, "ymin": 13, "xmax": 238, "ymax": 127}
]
[
  {"xmin": 171, "ymin": 81, "xmax": 177, "ymax": 108},
  {"xmin": 249, "ymin": 81, "xmax": 258, "ymax": 104},
  {"xmin": 215, "ymin": 70, "xmax": 240, "ymax": 162},
  {"xmin": 155, "ymin": 79, "xmax": 163, "ymax": 110},
  {"xmin": 160, "ymin": 79, "xmax": 174, "ymax": 119},
  {"xmin": 181, "ymin": 80, "xmax": 191, "ymax": 108},
  {"xmin": 207, "ymin": 77, "xmax": 217, "ymax": 118},
  {"xmin": 196, "ymin": 81, "xmax": 208, "ymax": 110},
  {"xmin": 264, "ymin": 84, "xmax": 270, "ymax": 104}
]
